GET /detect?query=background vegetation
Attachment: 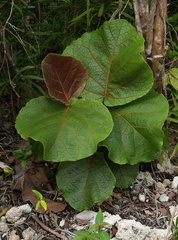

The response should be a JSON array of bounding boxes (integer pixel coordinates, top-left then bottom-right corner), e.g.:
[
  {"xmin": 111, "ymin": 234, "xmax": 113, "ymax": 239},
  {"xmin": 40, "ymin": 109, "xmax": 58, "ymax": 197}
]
[{"xmin": 0, "ymin": 1, "xmax": 177, "ymax": 105}]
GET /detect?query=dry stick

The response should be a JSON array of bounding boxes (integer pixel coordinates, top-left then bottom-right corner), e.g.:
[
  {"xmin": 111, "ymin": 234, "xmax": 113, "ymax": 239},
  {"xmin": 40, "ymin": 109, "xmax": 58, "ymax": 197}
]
[
  {"xmin": 49, "ymin": 212, "xmax": 76, "ymax": 238},
  {"xmin": 166, "ymin": 20, "xmax": 178, "ymax": 42},
  {"xmin": 110, "ymin": 0, "xmax": 123, "ymax": 20},
  {"xmin": 31, "ymin": 215, "xmax": 68, "ymax": 240},
  {"xmin": 132, "ymin": 0, "xmax": 143, "ymax": 35},
  {"xmin": 165, "ymin": 57, "xmax": 178, "ymax": 69},
  {"xmin": 120, "ymin": 0, "xmax": 130, "ymax": 18},
  {"xmin": 0, "ymin": 0, "xmax": 14, "ymax": 71}
]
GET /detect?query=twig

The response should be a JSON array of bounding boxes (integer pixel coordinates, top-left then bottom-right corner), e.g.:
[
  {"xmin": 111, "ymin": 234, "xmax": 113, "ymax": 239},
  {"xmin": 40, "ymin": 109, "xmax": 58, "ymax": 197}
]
[
  {"xmin": 31, "ymin": 215, "xmax": 68, "ymax": 240},
  {"xmin": 151, "ymin": 161, "xmax": 158, "ymax": 182},
  {"xmin": 4, "ymin": 0, "xmax": 14, "ymax": 29},
  {"xmin": 49, "ymin": 212, "xmax": 76, "ymax": 238},
  {"xmin": 120, "ymin": 0, "xmax": 130, "ymax": 18},
  {"xmin": 154, "ymin": 198, "xmax": 160, "ymax": 226},
  {"xmin": 110, "ymin": 0, "xmax": 123, "ymax": 20},
  {"xmin": 165, "ymin": 58, "xmax": 178, "ymax": 69},
  {"xmin": 0, "ymin": 0, "xmax": 14, "ymax": 71},
  {"xmin": 166, "ymin": 20, "xmax": 178, "ymax": 42},
  {"xmin": 132, "ymin": 0, "xmax": 142, "ymax": 35}
]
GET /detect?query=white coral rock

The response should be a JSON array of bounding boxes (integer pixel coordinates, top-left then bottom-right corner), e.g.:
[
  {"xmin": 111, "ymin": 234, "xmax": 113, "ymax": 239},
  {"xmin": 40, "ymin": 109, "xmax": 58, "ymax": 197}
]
[
  {"xmin": 6, "ymin": 204, "xmax": 32, "ymax": 223},
  {"xmin": 172, "ymin": 176, "xmax": 178, "ymax": 189},
  {"xmin": 137, "ymin": 171, "xmax": 155, "ymax": 187},
  {"xmin": 0, "ymin": 221, "xmax": 9, "ymax": 233},
  {"xmin": 155, "ymin": 181, "xmax": 166, "ymax": 193},
  {"xmin": 22, "ymin": 227, "xmax": 39, "ymax": 240},
  {"xmin": 139, "ymin": 193, "xmax": 146, "ymax": 202},
  {"xmin": 75, "ymin": 210, "xmax": 97, "ymax": 225},
  {"xmin": 103, "ymin": 212, "xmax": 121, "ymax": 226},
  {"xmin": 9, "ymin": 230, "xmax": 20, "ymax": 240},
  {"xmin": 159, "ymin": 194, "xmax": 169, "ymax": 202},
  {"xmin": 114, "ymin": 219, "xmax": 167, "ymax": 240},
  {"xmin": 169, "ymin": 205, "xmax": 178, "ymax": 225},
  {"xmin": 157, "ymin": 154, "xmax": 174, "ymax": 174}
]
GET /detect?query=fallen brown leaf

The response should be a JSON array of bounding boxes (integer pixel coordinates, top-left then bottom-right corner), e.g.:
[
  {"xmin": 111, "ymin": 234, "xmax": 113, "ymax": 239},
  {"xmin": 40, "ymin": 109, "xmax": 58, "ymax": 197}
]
[
  {"xmin": 12, "ymin": 166, "xmax": 66, "ymax": 213},
  {"xmin": 159, "ymin": 207, "xmax": 168, "ymax": 216},
  {"xmin": 0, "ymin": 208, "xmax": 10, "ymax": 217},
  {"xmin": 168, "ymin": 192, "xmax": 177, "ymax": 201}
]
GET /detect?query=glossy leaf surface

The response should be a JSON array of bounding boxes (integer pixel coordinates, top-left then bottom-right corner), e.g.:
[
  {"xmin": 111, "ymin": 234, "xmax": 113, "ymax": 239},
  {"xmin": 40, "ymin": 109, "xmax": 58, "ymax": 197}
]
[
  {"xmin": 100, "ymin": 91, "xmax": 169, "ymax": 164},
  {"xmin": 63, "ymin": 19, "xmax": 153, "ymax": 107},
  {"xmin": 56, "ymin": 153, "xmax": 116, "ymax": 210},
  {"xmin": 42, "ymin": 54, "xmax": 87, "ymax": 105},
  {"xmin": 15, "ymin": 97, "xmax": 113, "ymax": 162}
]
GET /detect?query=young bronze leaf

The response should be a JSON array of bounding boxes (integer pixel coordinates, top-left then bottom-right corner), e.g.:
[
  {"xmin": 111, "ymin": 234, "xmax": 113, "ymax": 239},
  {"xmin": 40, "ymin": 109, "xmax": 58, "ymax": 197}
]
[
  {"xmin": 63, "ymin": 19, "xmax": 153, "ymax": 107},
  {"xmin": 42, "ymin": 53, "xmax": 87, "ymax": 105}
]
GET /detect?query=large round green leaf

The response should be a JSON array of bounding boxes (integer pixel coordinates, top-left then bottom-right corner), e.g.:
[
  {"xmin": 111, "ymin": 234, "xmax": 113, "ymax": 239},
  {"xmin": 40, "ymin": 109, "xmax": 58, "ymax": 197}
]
[
  {"xmin": 63, "ymin": 19, "xmax": 153, "ymax": 107},
  {"xmin": 100, "ymin": 91, "xmax": 169, "ymax": 164},
  {"xmin": 56, "ymin": 153, "xmax": 116, "ymax": 210},
  {"xmin": 15, "ymin": 97, "xmax": 113, "ymax": 162}
]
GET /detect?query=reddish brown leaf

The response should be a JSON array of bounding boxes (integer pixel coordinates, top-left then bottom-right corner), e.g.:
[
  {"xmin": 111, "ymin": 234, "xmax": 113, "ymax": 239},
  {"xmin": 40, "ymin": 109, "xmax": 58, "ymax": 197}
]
[
  {"xmin": 22, "ymin": 168, "xmax": 66, "ymax": 213},
  {"xmin": 159, "ymin": 207, "xmax": 168, "ymax": 217},
  {"xmin": 111, "ymin": 225, "xmax": 118, "ymax": 236},
  {"xmin": 42, "ymin": 53, "xmax": 87, "ymax": 105}
]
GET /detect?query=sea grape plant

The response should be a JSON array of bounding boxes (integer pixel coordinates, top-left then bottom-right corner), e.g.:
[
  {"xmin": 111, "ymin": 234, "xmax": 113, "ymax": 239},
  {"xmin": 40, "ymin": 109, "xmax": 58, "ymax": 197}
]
[{"xmin": 15, "ymin": 19, "xmax": 169, "ymax": 210}]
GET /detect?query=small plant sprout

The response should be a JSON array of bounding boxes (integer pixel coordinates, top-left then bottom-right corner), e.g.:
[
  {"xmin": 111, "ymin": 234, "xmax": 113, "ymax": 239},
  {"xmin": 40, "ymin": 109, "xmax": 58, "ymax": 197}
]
[
  {"xmin": 0, "ymin": 162, "xmax": 13, "ymax": 173},
  {"xmin": 14, "ymin": 145, "xmax": 32, "ymax": 167},
  {"xmin": 32, "ymin": 190, "xmax": 47, "ymax": 211},
  {"xmin": 73, "ymin": 208, "xmax": 110, "ymax": 240},
  {"xmin": 3, "ymin": 166, "xmax": 13, "ymax": 173}
]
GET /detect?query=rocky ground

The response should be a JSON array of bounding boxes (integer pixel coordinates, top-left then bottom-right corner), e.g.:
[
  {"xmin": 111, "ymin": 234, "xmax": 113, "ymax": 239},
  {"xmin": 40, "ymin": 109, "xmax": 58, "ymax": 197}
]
[{"xmin": 0, "ymin": 98, "xmax": 178, "ymax": 240}]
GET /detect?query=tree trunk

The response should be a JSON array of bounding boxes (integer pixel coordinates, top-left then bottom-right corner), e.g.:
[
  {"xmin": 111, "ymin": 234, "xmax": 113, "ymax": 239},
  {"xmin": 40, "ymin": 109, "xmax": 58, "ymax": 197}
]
[{"xmin": 133, "ymin": 0, "xmax": 167, "ymax": 93}]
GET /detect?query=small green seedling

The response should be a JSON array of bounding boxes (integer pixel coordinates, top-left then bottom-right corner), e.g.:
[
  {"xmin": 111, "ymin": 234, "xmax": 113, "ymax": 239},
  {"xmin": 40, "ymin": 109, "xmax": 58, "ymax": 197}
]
[
  {"xmin": 3, "ymin": 166, "xmax": 13, "ymax": 173},
  {"xmin": 0, "ymin": 162, "xmax": 13, "ymax": 173},
  {"xmin": 14, "ymin": 145, "xmax": 32, "ymax": 167},
  {"xmin": 73, "ymin": 208, "xmax": 110, "ymax": 240},
  {"xmin": 32, "ymin": 190, "xmax": 47, "ymax": 211}
]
